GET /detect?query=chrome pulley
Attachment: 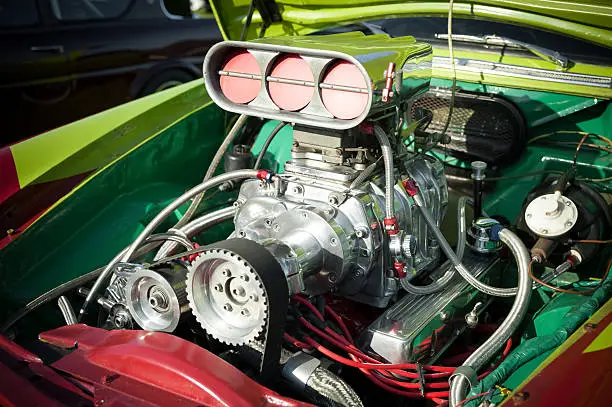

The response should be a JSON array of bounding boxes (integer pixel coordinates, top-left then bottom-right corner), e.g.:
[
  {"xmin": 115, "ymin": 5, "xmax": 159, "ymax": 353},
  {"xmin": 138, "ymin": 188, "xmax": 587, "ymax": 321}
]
[
  {"xmin": 124, "ymin": 266, "xmax": 188, "ymax": 332},
  {"xmin": 186, "ymin": 247, "xmax": 268, "ymax": 345}
]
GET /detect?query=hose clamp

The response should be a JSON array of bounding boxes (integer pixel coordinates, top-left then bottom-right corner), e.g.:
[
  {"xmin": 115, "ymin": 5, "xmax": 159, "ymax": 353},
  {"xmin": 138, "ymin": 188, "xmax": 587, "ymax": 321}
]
[{"xmin": 449, "ymin": 365, "xmax": 479, "ymax": 388}]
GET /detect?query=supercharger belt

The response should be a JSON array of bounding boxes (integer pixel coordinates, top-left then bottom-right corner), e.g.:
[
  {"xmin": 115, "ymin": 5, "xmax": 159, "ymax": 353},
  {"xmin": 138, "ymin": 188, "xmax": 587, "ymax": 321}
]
[{"xmin": 186, "ymin": 238, "xmax": 288, "ymax": 383}]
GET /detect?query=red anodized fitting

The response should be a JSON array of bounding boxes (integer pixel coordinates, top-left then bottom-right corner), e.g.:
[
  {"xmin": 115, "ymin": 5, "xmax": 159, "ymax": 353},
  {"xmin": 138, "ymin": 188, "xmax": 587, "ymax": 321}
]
[
  {"xmin": 381, "ymin": 62, "xmax": 395, "ymax": 102},
  {"xmin": 256, "ymin": 170, "xmax": 273, "ymax": 182},
  {"xmin": 393, "ymin": 261, "xmax": 407, "ymax": 279},
  {"xmin": 384, "ymin": 217, "xmax": 399, "ymax": 235},
  {"xmin": 183, "ymin": 243, "xmax": 201, "ymax": 263},
  {"xmin": 402, "ymin": 179, "xmax": 419, "ymax": 197}
]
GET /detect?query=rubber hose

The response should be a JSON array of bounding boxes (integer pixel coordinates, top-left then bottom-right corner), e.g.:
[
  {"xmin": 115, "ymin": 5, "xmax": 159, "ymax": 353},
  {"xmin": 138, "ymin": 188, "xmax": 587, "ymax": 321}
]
[
  {"xmin": 574, "ymin": 180, "xmax": 612, "ymax": 230},
  {"xmin": 254, "ymin": 121, "xmax": 287, "ymax": 170}
]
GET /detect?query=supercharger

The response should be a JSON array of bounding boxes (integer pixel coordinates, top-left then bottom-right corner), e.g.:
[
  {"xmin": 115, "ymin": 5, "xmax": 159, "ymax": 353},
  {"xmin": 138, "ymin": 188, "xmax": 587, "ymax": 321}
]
[{"xmin": 231, "ymin": 127, "xmax": 448, "ymax": 308}]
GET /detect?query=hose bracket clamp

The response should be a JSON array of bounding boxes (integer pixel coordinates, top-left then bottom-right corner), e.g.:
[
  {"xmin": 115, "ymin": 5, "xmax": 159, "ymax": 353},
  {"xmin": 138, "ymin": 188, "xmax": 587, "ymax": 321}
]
[{"xmin": 449, "ymin": 365, "xmax": 479, "ymax": 388}]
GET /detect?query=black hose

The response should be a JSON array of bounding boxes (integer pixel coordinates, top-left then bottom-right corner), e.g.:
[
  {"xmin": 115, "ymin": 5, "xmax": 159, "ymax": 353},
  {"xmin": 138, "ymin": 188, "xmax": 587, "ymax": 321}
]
[
  {"xmin": 239, "ymin": 0, "xmax": 255, "ymax": 41},
  {"xmin": 253, "ymin": 122, "xmax": 287, "ymax": 169}
]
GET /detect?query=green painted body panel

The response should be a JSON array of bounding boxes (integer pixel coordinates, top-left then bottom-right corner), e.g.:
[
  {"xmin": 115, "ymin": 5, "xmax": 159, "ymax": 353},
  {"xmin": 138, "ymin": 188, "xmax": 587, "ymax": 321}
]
[
  {"xmin": 210, "ymin": 1, "xmax": 612, "ymax": 47},
  {"xmin": 431, "ymin": 78, "xmax": 603, "ymax": 128},
  {"xmin": 11, "ymin": 81, "xmax": 209, "ymax": 188},
  {"xmin": 0, "ymin": 92, "xmax": 237, "ymax": 326}
]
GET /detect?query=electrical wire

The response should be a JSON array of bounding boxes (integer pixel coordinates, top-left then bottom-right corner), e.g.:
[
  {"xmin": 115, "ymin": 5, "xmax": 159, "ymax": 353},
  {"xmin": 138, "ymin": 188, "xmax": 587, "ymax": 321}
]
[
  {"xmin": 582, "ymin": 175, "xmax": 612, "ymax": 183},
  {"xmin": 253, "ymin": 121, "xmax": 287, "ymax": 169},
  {"xmin": 535, "ymin": 140, "xmax": 612, "ymax": 153},
  {"xmin": 569, "ymin": 239, "xmax": 612, "ymax": 244},
  {"xmin": 438, "ymin": 0, "xmax": 456, "ymax": 140},
  {"xmin": 290, "ymin": 295, "xmax": 513, "ymax": 404},
  {"xmin": 485, "ymin": 170, "xmax": 564, "ymax": 182},
  {"xmin": 529, "ymin": 259, "xmax": 611, "ymax": 296},
  {"xmin": 527, "ymin": 131, "xmax": 612, "ymax": 147},
  {"xmin": 455, "ymin": 391, "xmax": 492, "ymax": 407},
  {"xmin": 573, "ymin": 132, "xmax": 590, "ymax": 166},
  {"xmin": 239, "ymin": 0, "xmax": 255, "ymax": 41}
]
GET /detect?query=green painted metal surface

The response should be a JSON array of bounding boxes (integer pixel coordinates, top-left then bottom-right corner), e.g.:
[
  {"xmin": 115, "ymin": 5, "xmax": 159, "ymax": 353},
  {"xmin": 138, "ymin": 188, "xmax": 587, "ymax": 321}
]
[
  {"xmin": 210, "ymin": 1, "xmax": 611, "ymax": 48},
  {"xmin": 0, "ymin": 100, "xmax": 236, "ymax": 323},
  {"xmin": 431, "ymin": 79, "xmax": 604, "ymax": 128}
]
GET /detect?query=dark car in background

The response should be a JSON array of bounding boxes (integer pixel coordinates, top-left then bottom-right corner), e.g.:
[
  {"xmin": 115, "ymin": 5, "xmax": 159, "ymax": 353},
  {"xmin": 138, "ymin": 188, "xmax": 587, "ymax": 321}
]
[{"xmin": 0, "ymin": 0, "xmax": 221, "ymax": 145}]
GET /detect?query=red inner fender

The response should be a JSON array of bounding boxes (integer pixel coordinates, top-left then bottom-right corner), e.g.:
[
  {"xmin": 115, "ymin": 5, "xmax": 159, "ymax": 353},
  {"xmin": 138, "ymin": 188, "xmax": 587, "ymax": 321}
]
[
  {"xmin": 220, "ymin": 50, "xmax": 261, "ymax": 104},
  {"xmin": 268, "ymin": 54, "xmax": 314, "ymax": 111},
  {"xmin": 321, "ymin": 61, "xmax": 369, "ymax": 119}
]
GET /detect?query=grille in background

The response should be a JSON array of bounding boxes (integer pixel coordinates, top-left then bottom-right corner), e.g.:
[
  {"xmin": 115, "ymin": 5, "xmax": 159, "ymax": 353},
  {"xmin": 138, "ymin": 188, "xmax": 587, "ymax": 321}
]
[{"xmin": 411, "ymin": 87, "xmax": 525, "ymax": 164}]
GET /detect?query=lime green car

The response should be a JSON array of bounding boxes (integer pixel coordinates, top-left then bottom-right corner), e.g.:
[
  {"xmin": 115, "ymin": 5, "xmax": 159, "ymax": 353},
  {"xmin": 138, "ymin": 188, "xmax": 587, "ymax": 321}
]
[{"xmin": 0, "ymin": 2, "xmax": 610, "ymax": 407}]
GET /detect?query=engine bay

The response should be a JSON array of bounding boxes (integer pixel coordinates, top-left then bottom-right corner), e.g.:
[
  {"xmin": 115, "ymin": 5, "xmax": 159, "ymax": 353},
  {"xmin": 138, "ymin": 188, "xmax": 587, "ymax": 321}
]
[{"xmin": 1, "ymin": 32, "xmax": 610, "ymax": 407}]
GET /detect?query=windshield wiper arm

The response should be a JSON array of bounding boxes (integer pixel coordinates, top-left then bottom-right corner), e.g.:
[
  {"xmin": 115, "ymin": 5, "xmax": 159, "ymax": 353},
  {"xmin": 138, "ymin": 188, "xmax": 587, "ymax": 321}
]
[{"xmin": 435, "ymin": 34, "xmax": 570, "ymax": 69}]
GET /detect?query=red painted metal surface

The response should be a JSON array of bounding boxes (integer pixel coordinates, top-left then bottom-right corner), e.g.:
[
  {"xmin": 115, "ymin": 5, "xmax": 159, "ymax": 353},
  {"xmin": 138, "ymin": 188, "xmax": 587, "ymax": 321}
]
[
  {"xmin": 40, "ymin": 324, "xmax": 313, "ymax": 407},
  {"xmin": 0, "ymin": 333, "xmax": 42, "ymax": 363},
  {"xmin": 505, "ymin": 312, "xmax": 612, "ymax": 407},
  {"xmin": 0, "ymin": 333, "xmax": 92, "ymax": 406}
]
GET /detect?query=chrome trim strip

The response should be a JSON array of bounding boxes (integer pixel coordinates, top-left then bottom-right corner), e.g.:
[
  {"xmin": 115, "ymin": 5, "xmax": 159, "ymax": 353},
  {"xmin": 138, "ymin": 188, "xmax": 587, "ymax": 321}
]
[{"xmin": 433, "ymin": 57, "xmax": 612, "ymax": 88}]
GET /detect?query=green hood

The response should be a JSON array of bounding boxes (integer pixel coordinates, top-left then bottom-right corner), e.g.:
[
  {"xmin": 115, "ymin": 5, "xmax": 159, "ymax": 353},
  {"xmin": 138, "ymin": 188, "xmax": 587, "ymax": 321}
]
[{"xmin": 209, "ymin": 0, "xmax": 611, "ymax": 48}]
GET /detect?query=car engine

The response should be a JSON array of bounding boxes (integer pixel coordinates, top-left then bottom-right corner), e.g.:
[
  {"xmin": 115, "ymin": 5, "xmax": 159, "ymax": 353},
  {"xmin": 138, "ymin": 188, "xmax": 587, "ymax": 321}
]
[{"xmin": 7, "ymin": 32, "xmax": 610, "ymax": 407}]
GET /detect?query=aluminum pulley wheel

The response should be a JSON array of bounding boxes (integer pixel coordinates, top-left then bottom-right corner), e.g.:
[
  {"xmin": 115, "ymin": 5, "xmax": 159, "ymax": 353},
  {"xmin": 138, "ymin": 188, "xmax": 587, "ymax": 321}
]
[
  {"xmin": 186, "ymin": 247, "xmax": 269, "ymax": 345},
  {"xmin": 124, "ymin": 267, "xmax": 187, "ymax": 333}
]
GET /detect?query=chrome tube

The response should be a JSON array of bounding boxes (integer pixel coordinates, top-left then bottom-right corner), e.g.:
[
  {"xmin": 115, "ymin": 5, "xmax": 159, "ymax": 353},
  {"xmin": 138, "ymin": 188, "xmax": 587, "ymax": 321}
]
[
  {"xmin": 414, "ymin": 193, "xmax": 518, "ymax": 297},
  {"xmin": 121, "ymin": 170, "xmax": 258, "ymax": 266},
  {"xmin": 78, "ymin": 231, "xmax": 209, "ymax": 320},
  {"xmin": 57, "ymin": 296, "xmax": 77, "ymax": 325},
  {"xmin": 450, "ymin": 228, "xmax": 532, "ymax": 406},
  {"xmin": 373, "ymin": 125, "xmax": 395, "ymax": 219},
  {"xmin": 154, "ymin": 206, "xmax": 236, "ymax": 260},
  {"xmin": 173, "ymin": 114, "xmax": 248, "ymax": 228}
]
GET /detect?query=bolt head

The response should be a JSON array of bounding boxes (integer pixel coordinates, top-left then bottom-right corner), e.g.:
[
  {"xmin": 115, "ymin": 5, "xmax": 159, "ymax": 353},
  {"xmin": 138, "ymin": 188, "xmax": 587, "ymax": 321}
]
[
  {"xmin": 512, "ymin": 391, "xmax": 530, "ymax": 403},
  {"xmin": 221, "ymin": 269, "xmax": 232, "ymax": 277},
  {"xmin": 223, "ymin": 303, "xmax": 233, "ymax": 312},
  {"xmin": 214, "ymin": 284, "xmax": 223, "ymax": 292},
  {"xmin": 328, "ymin": 196, "xmax": 339, "ymax": 205},
  {"xmin": 241, "ymin": 309, "xmax": 250, "ymax": 317}
]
